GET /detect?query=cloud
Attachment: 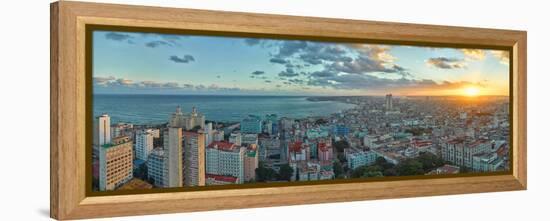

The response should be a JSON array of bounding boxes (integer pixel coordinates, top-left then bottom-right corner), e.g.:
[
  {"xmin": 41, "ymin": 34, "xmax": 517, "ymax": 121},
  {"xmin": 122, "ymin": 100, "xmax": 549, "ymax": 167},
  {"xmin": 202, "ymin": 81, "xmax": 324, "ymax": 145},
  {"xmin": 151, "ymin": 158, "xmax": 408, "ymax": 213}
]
[
  {"xmin": 461, "ymin": 49, "xmax": 485, "ymax": 60},
  {"xmin": 105, "ymin": 32, "xmax": 133, "ymax": 41},
  {"xmin": 116, "ymin": 78, "xmax": 134, "ymax": 86},
  {"xmin": 491, "ymin": 50, "xmax": 510, "ymax": 65},
  {"xmin": 328, "ymin": 55, "xmax": 408, "ymax": 75},
  {"xmin": 288, "ymin": 78, "xmax": 305, "ymax": 85},
  {"xmin": 276, "ymin": 41, "xmax": 308, "ymax": 57},
  {"xmin": 350, "ymin": 45, "xmax": 395, "ymax": 63},
  {"xmin": 93, "ymin": 76, "xmax": 241, "ymax": 92},
  {"xmin": 278, "ymin": 68, "xmax": 299, "ymax": 77},
  {"xmin": 269, "ymin": 58, "xmax": 288, "ymax": 64},
  {"xmin": 145, "ymin": 40, "xmax": 172, "ymax": 48},
  {"xmin": 306, "ymin": 72, "xmax": 484, "ymax": 92},
  {"xmin": 298, "ymin": 46, "xmax": 352, "ymax": 65},
  {"xmin": 251, "ymin": 71, "xmax": 265, "ymax": 75},
  {"xmin": 310, "ymin": 70, "xmax": 337, "ymax": 78},
  {"xmin": 426, "ymin": 57, "xmax": 466, "ymax": 69},
  {"xmin": 93, "ymin": 76, "xmax": 116, "ymax": 85},
  {"xmin": 169, "ymin": 55, "xmax": 195, "ymax": 63}
]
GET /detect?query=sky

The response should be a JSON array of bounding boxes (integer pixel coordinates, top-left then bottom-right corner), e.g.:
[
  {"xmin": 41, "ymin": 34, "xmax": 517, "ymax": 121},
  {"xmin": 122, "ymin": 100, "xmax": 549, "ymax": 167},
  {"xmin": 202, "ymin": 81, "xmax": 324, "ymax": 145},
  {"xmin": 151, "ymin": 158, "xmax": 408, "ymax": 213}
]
[{"xmin": 93, "ymin": 30, "xmax": 510, "ymax": 96}]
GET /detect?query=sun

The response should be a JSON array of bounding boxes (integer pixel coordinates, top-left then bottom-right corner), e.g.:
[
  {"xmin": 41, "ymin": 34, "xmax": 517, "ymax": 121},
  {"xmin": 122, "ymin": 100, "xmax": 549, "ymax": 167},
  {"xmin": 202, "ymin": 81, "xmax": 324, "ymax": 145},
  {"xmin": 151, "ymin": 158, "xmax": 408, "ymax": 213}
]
[{"xmin": 463, "ymin": 87, "xmax": 480, "ymax": 97}]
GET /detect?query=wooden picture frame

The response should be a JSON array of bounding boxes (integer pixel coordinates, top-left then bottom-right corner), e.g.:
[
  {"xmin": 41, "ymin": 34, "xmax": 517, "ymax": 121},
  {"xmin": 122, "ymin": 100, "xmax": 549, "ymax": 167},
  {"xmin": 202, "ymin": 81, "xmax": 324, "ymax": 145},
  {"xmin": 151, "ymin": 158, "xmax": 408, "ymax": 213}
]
[{"xmin": 50, "ymin": 1, "xmax": 527, "ymax": 220}]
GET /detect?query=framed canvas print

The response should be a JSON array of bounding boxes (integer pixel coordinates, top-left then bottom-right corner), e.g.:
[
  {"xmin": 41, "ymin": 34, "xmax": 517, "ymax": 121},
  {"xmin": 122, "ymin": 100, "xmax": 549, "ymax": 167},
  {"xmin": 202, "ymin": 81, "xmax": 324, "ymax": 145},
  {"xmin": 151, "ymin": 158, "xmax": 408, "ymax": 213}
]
[{"xmin": 50, "ymin": 1, "xmax": 527, "ymax": 220}]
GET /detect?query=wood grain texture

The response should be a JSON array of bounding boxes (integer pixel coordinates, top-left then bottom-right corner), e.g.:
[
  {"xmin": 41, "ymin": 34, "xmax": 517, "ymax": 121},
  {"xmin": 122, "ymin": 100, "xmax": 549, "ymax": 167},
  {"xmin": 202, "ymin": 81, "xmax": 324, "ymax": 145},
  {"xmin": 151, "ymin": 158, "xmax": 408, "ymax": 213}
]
[{"xmin": 50, "ymin": 1, "xmax": 527, "ymax": 219}]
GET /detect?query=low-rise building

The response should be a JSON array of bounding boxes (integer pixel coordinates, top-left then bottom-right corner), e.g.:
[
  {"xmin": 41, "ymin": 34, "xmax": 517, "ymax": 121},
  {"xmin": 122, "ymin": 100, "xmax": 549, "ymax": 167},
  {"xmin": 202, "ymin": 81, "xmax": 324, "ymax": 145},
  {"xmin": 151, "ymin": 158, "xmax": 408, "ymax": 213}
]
[{"xmin": 346, "ymin": 149, "xmax": 377, "ymax": 170}]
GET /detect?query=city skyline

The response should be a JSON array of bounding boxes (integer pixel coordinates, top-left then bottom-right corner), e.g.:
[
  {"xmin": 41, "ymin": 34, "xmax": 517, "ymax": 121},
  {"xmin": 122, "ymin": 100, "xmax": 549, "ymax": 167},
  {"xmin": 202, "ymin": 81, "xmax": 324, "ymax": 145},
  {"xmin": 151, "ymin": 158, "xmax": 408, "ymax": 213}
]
[
  {"xmin": 91, "ymin": 30, "xmax": 510, "ymax": 193},
  {"xmin": 93, "ymin": 31, "xmax": 510, "ymax": 96}
]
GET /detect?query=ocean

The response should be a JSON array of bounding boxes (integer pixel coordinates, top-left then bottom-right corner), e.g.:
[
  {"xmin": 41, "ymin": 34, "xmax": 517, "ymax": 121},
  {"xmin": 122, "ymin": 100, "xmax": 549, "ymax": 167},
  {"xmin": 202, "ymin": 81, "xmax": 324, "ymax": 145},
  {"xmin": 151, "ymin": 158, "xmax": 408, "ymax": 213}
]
[{"xmin": 93, "ymin": 94, "xmax": 356, "ymax": 125}]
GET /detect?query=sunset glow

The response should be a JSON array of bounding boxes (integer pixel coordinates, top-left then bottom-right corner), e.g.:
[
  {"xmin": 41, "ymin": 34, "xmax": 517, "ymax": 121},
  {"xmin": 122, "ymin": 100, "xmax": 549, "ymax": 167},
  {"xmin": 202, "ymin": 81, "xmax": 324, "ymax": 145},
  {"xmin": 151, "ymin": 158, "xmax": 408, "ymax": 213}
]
[{"xmin": 464, "ymin": 87, "xmax": 480, "ymax": 97}]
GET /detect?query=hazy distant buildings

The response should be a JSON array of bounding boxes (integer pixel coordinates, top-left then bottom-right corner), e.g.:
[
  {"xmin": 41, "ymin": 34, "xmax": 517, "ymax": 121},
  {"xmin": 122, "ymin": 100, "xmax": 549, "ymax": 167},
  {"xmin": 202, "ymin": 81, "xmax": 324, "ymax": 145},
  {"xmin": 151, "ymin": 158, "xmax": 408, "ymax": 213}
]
[
  {"xmin": 385, "ymin": 93, "xmax": 393, "ymax": 111},
  {"xmin": 264, "ymin": 114, "xmax": 279, "ymax": 135},
  {"xmin": 99, "ymin": 136, "xmax": 133, "ymax": 191},
  {"xmin": 183, "ymin": 131, "xmax": 206, "ymax": 187},
  {"xmin": 110, "ymin": 122, "xmax": 133, "ymax": 139},
  {"xmin": 241, "ymin": 115, "xmax": 262, "ymax": 134},
  {"xmin": 169, "ymin": 106, "xmax": 205, "ymax": 130},
  {"xmin": 206, "ymin": 141, "xmax": 245, "ymax": 184}
]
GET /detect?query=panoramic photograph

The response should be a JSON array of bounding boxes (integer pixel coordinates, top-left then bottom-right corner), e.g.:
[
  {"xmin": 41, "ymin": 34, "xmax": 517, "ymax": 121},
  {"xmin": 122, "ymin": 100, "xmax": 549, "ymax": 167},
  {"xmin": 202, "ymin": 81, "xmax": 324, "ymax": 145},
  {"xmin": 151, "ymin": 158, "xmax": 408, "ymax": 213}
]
[{"xmin": 91, "ymin": 30, "xmax": 510, "ymax": 192}]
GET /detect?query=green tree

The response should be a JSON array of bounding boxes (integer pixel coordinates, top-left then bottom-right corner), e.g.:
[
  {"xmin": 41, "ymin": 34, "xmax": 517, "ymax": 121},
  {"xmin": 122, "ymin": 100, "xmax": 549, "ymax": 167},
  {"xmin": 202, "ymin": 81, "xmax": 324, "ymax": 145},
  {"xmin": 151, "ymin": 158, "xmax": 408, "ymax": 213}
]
[
  {"xmin": 334, "ymin": 140, "xmax": 350, "ymax": 153},
  {"xmin": 375, "ymin": 156, "xmax": 387, "ymax": 166},
  {"xmin": 278, "ymin": 164, "xmax": 294, "ymax": 181},
  {"xmin": 255, "ymin": 165, "xmax": 277, "ymax": 182},
  {"xmin": 333, "ymin": 161, "xmax": 344, "ymax": 178},
  {"xmin": 417, "ymin": 152, "xmax": 444, "ymax": 171},
  {"xmin": 362, "ymin": 171, "xmax": 383, "ymax": 178},
  {"xmin": 337, "ymin": 152, "xmax": 347, "ymax": 163},
  {"xmin": 383, "ymin": 168, "xmax": 398, "ymax": 176},
  {"xmin": 133, "ymin": 162, "xmax": 148, "ymax": 180},
  {"xmin": 351, "ymin": 166, "xmax": 368, "ymax": 178},
  {"xmin": 396, "ymin": 159, "xmax": 424, "ymax": 176},
  {"xmin": 375, "ymin": 157, "xmax": 395, "ymax": 170}
]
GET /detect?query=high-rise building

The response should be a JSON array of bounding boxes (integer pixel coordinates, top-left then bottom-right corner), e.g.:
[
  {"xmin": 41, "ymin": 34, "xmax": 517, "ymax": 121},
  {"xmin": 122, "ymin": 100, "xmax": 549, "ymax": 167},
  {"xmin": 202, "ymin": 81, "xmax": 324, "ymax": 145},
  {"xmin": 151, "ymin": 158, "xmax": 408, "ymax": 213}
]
[
  {"xmin": 94, "ymin": 114, "xmax": 111, "ymax": 146},
  {"xmin": 183, "ymin": 131, "xmax": 206, "ymax": 187},
  {"xmin": 244, "ymin": 144, "xmax": 259, "ymax": 182},
  {"xmin": 206, "ymin": 141, "xmax": 245, "ymax": 184},
  {"xmin": 147, "ymin": 148, "xmax": 167, "ymax": 187},
  {"xmin": 385, "ymin": 93, "xmax": 393, "ymax": 111},
  {"xmin": 229, "ymin": 132, "xmax": 242, "ymax": 146},
  {"xmin": 169, "ymin": 106, "xmax": 205, "ymax": 130},
  {"xmin": 241, "ymin": 115, "xmax": 262, "ymax": 134},
  {"xmin": 135, "ymin": 129, "xmax": 154, "ymax": 161},
  {"xmin": 204, "ymin": 122, "xmax": 213, "ymax": 146},
  {"xmin": 163, "ymin": 127, "xmax": 183, "ymax": 187},
  {"xmin": 99, "ymin": 136, "xmax": 133, "ymax": 191}
]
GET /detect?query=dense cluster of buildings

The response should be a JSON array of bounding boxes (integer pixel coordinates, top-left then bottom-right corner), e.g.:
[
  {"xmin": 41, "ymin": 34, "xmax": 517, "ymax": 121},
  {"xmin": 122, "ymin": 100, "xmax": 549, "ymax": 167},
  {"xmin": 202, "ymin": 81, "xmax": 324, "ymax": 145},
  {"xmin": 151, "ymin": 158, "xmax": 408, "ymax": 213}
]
[{"xmin": 93, "ymin": 94, "xmax": 510, "ymax": 191}]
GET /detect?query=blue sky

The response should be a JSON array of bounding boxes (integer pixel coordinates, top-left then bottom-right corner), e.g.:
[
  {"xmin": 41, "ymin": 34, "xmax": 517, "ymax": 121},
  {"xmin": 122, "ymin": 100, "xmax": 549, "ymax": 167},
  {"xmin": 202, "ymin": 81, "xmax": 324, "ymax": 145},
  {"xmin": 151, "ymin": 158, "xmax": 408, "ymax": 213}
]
[{"xmin": 93, "ymin": 30, "xmax": 510, "ymax": 96}]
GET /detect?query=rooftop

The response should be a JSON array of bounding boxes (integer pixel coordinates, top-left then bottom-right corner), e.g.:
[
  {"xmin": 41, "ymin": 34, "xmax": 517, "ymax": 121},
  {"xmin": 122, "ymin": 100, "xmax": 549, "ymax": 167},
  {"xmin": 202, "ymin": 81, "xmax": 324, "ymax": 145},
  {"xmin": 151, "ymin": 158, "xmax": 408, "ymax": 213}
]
[
  {"xmin": 208, "ymin": 141, "xmax": 237, "ymax": 151},
  {"xmin": 116, "ymin": 178, "xmax": 153, "ymax": 190},
  {"xmin": 206, "ymin": 174, "xmax": 238, "ymax": 183}
]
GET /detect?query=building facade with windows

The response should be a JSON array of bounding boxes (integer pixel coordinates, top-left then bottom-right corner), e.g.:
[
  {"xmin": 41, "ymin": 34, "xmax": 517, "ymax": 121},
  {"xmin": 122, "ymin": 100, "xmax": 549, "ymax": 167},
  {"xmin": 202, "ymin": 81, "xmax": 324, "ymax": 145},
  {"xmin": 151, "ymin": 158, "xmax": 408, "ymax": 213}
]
[
  {"xmin": 183, "ymin": 131, "xmax": 206, "ymax": 187},
  {"xmin": 206, "ymin": 141, "xmax": 245, "ymax": 184},
  {"xmin": 99, "ymin": 136, "xmax": 133, "ymax": 191},
  {"xmin": 135, "ymin": 129, "xmax": 154, "ymax": 161}
]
